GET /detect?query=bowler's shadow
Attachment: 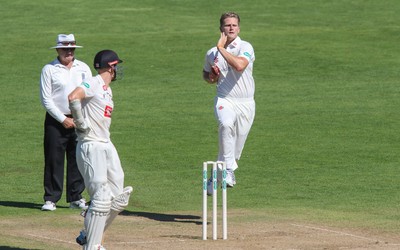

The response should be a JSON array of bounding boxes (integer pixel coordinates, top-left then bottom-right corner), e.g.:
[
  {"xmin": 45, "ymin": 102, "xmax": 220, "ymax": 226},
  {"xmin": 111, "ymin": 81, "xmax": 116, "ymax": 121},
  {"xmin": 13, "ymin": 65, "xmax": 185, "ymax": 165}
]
[{"xmin": 121, "ymin": 210, "xmax": 202, "ymax": 225}]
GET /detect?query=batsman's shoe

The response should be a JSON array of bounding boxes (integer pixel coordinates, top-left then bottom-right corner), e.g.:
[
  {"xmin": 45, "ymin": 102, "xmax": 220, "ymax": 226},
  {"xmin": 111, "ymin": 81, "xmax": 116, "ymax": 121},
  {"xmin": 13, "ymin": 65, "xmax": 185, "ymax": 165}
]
[
  {"xmin": 41, "ymin": 201, "xmax": 56, "ymax": 211},
  {"xmin": 70, "ymin": 198, "xmax": 88, "ymax": 210},
  {"xmin": 225, "ymin": 170, "xmax": 236, "ymax": 187},
  {"xmin": 76, "ymin": 230, "xmax": 87, "ymax": 246}
]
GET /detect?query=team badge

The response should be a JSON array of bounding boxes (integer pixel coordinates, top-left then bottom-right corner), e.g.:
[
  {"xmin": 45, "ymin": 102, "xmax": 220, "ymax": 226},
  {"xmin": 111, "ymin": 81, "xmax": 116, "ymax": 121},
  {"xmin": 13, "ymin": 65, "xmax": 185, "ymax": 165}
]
[
  {"xmin": 104, "ymin": 105, "xmax": 113, "ymax": 118},
  {"xmin": 82, "ymin": 82, "xmax": 90, "ymax": 88},
  {"xmin": 214, "ymin": 55, "xmax": 219, "ymax": 64},
  {"xmin": 213, "ymin": 51, "xmax": 219, "ymax": 64}
]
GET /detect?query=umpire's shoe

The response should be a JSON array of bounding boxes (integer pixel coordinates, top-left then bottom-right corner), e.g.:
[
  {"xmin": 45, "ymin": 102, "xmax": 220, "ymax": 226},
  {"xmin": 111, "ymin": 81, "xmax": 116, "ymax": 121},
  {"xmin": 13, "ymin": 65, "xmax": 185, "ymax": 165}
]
[{"xmin": 41, "ymin": 201, "xmax": 56, "ymax": 211}]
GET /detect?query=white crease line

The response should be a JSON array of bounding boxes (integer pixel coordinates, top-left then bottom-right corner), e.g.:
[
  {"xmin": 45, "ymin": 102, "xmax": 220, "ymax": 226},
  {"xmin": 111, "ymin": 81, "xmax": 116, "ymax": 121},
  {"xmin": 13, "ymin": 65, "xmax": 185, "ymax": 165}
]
[
  {"xmin": 290, "ymin": 224, "xmax": 400, "ymax": 246},
  {"xmin": 291, "ymin": 224, "xmax": 374, "ymax": 241},
  {"xmin": 27, "ymin": 233, "xmax": 76, "ymax": 245},
  {"xmin": 26, "ymin": 232, "xmax": 186, "ymax": 246},
  {"xmin": 115, "ymin": 239, "xmax": 186, "ymax": 245}
]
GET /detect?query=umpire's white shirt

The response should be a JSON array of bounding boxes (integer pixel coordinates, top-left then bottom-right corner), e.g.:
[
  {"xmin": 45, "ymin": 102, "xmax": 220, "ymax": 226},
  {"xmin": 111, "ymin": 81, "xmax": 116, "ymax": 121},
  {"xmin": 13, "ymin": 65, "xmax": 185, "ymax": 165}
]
[
  {"xmin": 40, "ymin": 58, "xmax": 92, "ymax": 122},
  {"xmin": 77, "ymin": 75, "xmax": 113, "ymax": 143},
  {"xmin": 203, "ymin": 36, "xmax": 255, "ymax": 99}
]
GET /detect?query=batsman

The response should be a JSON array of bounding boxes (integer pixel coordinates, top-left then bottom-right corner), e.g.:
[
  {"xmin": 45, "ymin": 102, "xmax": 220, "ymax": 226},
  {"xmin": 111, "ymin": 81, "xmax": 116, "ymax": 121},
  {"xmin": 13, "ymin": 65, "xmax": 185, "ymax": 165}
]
[{"xmin": 68, "ymin": 50, "xmax": 132, "ymax": 250}]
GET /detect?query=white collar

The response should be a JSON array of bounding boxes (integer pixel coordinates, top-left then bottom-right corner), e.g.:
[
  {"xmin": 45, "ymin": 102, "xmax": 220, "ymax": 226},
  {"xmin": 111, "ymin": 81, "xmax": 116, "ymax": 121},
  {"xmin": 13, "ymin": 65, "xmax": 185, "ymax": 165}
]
[{"xmin": 228, "ymin": 36, "xmax": 242, "ymax": 49}]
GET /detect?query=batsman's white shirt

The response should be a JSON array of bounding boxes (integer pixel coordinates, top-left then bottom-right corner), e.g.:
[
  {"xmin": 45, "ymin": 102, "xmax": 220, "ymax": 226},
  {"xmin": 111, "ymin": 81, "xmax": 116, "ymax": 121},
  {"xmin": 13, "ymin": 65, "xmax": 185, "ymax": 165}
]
[
  {"xmin": 203, "ymin": 36, "xmax": 255, "ymax": 99},
  {"xmin": 75, "ymin": 75, "xmax": 124, "ymax": 201},
  {"xmin": 77, "ymin": 75, "xmax": 113, "ymax": 142},
  {"xmin": 40, "ymin": 58, "xmax": 92, "ymax": 123}
]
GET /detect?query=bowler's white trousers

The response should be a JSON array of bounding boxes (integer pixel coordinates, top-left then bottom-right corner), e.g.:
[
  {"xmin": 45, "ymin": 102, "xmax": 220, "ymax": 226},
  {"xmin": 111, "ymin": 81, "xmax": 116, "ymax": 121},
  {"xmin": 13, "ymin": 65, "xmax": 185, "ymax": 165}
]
[{"xmin": 214, "ymin": 97, "xmax": 255, "ymax": 171}]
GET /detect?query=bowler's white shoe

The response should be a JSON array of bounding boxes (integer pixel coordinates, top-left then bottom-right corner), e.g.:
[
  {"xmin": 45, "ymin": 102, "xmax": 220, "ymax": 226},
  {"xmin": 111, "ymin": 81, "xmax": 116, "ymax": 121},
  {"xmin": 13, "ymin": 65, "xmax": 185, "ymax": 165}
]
[
  {"xmin": 207, "ymin": 169, "xmax": 236, "ymax": 196},
  {"xmin": 225, "ymin": 170, "xmax": 236, "ymax": 187},
  {"xmin": 70, "ymin": 198, "xmax": 88, "ymax": 210}
]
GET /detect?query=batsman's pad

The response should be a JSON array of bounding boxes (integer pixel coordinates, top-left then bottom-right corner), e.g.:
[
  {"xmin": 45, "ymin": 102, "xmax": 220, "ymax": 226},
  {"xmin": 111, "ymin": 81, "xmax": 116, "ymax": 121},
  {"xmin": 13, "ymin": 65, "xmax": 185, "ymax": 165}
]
[
  {"xmin": 111, "ymin": 186, "xmax": 133, "ymax": 212},
  {"xmin": 84, "ymin": 199, "xmax": 111, "ymax": 231},
  {"xmin": 104, "ymin": 186, "xmax": 133, "ymax": 232},
  {"xmin": 89, "ymin": 182, "xmax": 112, "ymax": 213},
  {"xmin": 91, "ymin": 200, "xmax": 112, "ymax": 213},
  {"xmin": 84, "ymin": 210, "xmax": 107, "ymax": 250}
]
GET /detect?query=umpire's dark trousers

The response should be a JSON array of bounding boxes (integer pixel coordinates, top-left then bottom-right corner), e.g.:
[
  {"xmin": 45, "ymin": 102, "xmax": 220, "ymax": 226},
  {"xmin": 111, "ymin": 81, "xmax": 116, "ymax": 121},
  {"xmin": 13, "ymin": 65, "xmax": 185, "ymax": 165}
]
[{"xmin": 43, "ymin": 112, "xmax": 85, "ymax": 203}]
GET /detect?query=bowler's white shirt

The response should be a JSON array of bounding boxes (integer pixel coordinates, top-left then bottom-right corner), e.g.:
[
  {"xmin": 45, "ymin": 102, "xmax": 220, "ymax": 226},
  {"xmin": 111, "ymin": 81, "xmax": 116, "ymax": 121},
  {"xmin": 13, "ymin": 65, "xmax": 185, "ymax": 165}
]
[
  {"xmin": 40, "ymin": 58, "xmax": 92, "ymax": 122},
  {"xmin": 203, "ymin": 36, "xmax": 255, "ymax": 99}
]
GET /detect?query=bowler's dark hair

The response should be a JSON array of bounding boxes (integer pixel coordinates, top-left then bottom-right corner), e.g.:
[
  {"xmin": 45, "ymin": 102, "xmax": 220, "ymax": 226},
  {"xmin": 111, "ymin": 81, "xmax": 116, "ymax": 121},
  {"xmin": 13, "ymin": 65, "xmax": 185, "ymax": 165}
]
[{"xmin": 219, "ymin": 12, "xmax": 240, "ymax": 28}]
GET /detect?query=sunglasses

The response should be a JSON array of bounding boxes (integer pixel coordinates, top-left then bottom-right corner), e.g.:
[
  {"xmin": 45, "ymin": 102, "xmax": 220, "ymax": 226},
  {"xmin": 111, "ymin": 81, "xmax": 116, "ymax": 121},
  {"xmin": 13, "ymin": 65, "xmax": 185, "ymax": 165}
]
[
  {"xmin": 59, "ymin": 41, "xmax": 76, "ymax": 46},
  {"xmin": 60, "ymin": 47, "xmax": 75, "ymax": 51}
]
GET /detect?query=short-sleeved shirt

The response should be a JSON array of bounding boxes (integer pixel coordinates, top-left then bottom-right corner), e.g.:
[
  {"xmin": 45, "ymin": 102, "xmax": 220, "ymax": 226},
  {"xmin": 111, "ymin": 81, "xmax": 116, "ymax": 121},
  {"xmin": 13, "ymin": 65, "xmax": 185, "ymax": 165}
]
[
  {"xmin": 77, "ymin": 75, "xmax": 113, "ymax": 142},
  {"xmin": 40, "ymin": 58, "xmax": 92, "ymax": 123},
  {"xmin": 203, "ymin": 36, "xmax": 255, "ymax": 99}
]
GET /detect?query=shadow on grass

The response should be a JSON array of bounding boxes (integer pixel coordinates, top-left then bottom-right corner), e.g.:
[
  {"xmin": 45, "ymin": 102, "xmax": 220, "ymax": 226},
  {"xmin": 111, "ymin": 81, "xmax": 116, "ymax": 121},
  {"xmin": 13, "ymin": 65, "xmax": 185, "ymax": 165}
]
[
  {"xmin": 0, "ymin": 201, "xmax": 202, "ymax": 225},
  {"xmin": 121, "ymin": 210, "xmax": 202, "ymax": 225},
  {"xmin": 0, "ymin": 247, "xmax": 38, "ymax": 250},
  {"xmin": 0, "ymin": 201, "xmax": 68, "ymax": 209}
]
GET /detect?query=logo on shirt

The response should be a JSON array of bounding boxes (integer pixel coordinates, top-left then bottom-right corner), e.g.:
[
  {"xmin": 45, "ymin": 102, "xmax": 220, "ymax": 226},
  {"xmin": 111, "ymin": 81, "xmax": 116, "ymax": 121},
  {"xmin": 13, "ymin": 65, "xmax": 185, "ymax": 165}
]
[
  {"xmin": 82, "ymin": 82, "xmax": 90, "ymax": 88},
  {"xmin": 244, "ymin": 52, "xmax": 251, "ymax": 59},
  {"xmin": 213, "ymin": 51, "xmax": 219, "ymax": 64},
  {"xmin": 104, "ymin": 105, "xmax": 113, "ymax": 118}
]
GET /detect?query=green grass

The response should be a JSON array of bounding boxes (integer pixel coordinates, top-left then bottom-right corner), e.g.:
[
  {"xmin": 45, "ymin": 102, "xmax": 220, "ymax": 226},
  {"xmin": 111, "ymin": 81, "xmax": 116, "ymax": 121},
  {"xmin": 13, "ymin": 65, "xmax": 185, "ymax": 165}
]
[{"xmin": 1, "ymin": 0, "xmax": 400, "ymax": 240}]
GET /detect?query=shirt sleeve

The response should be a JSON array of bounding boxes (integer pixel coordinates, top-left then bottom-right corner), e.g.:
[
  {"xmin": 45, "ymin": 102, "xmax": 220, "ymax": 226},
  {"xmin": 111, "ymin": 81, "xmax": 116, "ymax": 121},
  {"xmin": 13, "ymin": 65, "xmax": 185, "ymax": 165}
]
[
  {"xmin": 82, "ymin": 63, "xmax": 93, "ymax": 80},
  {"xmin": 238, "ymin": 42, "xmax": 255, "ymax": 63},
  {"xmin": 78, "ymin": 79, "xmax": 98, "ymax": 98},
  {"xmin": 39, "ymin": 65, "xmax": 66, "ymax": 123},
  {"xmin": 203, "ymin": 48, "xmax": 217, "ymax": 72}
]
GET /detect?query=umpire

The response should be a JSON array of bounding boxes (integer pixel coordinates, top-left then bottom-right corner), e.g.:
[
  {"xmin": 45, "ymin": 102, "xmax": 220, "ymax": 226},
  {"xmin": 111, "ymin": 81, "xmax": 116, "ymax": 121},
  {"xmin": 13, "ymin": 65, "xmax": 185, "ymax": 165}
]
[{"xmin": 39, "ymin": 34, "xmax": 91, "ymax": 211}]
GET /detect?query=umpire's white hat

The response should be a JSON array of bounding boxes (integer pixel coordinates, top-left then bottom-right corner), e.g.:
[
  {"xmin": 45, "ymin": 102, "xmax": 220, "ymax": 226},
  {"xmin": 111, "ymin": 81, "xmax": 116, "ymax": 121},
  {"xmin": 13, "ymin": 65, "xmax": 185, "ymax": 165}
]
[{"xmin": 50, "ymin": 34, "xmax": 83, "ymax": 49}]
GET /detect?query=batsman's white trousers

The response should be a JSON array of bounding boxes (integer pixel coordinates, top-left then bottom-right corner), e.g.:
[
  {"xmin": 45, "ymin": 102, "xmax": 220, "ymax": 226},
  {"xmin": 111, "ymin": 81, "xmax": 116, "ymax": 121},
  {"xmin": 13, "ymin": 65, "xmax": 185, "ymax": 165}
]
[
  {"xmin": 214, "ymin": 97, "xmax": 255, "ymax": 171},
  {"xmin": 76, "ymin": 141, "xmax": 124, "ymax": 203}
]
